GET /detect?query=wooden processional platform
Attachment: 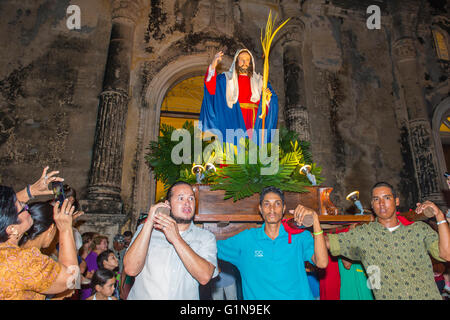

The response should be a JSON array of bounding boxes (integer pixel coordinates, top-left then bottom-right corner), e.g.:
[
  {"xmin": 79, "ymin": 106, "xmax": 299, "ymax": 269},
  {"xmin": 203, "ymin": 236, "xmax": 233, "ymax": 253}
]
[
  {"xmin": 191, "ymin": 184, "xmax": 373, "ymax": 240},
  {"xmin": 192, "ymin": 184, "xmax": 428, "ymax": 240}
]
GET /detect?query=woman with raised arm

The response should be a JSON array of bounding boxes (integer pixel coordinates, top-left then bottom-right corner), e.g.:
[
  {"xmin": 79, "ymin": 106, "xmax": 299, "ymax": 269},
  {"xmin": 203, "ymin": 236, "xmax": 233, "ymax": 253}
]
[{"xmin": 0, "ymin": 167, "xmax": 79, "ymax": 300}]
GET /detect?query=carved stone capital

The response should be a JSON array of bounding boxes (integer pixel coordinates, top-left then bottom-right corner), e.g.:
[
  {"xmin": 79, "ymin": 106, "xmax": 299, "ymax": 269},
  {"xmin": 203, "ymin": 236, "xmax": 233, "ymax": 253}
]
[
  {"xmin": 280, "ymin": 0, "xmax": 301, "ymax": 18},
  {"xmin": 392, "ymin": 38, "xmax": 417, "ymax": 62},
  {"xmin": 99, "ymin": 88, "xmax": 129, "ymax": 101},
  {"xmin": 280, "ymin": 23, "xmax": 304, "ymax": 47},
  {"xmin": 112, "ymin": 0, "xmax": 149, "ymax": 23}
]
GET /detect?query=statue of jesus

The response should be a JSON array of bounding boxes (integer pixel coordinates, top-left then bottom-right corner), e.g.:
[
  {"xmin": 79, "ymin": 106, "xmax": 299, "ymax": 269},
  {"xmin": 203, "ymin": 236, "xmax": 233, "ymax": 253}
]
[{"xmin": 199, "ymin": 49, "xmax": 278, "ymax": 146}]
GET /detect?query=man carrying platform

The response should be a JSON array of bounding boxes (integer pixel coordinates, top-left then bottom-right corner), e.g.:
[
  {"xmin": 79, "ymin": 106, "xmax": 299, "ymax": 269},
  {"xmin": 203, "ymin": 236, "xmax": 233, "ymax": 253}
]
[
  {"xmin": 326, "ymin": 181, "xmax": 450, "ymax": 300},
  {"xmin": 216, "ymin": 186, "xmax": 328, "ymax": 300}
]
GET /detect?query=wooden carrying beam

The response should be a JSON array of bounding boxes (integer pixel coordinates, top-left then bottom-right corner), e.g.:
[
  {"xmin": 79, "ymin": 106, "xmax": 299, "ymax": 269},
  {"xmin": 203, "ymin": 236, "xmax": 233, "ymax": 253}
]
[{"xmin": 192, "ymin": 184, "xmax": 373, "ymax": 224}]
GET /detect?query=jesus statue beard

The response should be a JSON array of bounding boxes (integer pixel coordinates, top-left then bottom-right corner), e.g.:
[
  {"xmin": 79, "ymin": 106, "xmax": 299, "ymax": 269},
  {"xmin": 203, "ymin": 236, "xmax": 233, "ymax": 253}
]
[{"xmin": 236, "ymin": 64, "xmax": 253, "ymax": 77}]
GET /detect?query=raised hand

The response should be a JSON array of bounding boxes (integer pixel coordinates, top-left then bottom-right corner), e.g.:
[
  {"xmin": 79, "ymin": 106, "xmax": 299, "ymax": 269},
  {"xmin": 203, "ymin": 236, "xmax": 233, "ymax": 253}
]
[
  {"xmin": 262, "ymin": 87, "xmax": 272, "ymax": 105},
  {"xmin": 290, "ymin": 204, "xmax": 318, "ymax": 227},
  {"xmin": 153, "ymin": 212, "xmax": 181, "ymax": 245},
  {"xmin": 415, "ymin": 200, "xmax": 442, "ymax": 218},
  {"xmin": 53, "ymin": 199, "xmax": 75, "ymax": 233},
  {"xmin": 30, "ymin": 166, "xmax": 64, "ymax": 197},
  {"xmin": 211, "ymin": 51, "xmax": 224, "ymax": 70},
  {"xmin": 147, "ymin": 202, "xmax": 172, "ymax": 227}
]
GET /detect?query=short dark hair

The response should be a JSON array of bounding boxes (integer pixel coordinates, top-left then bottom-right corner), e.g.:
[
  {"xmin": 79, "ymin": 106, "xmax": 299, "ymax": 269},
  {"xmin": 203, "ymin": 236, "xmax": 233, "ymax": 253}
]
[
  {"xmin": 123, "ymin": 231, "xmax": 132, "ymax": 238},
  {"xmin": 371, "ymin": 182, "xmax": 397, "ymax": 199},
  {"xmin": 97, "ymin": 249, "xmax": 115, "ymax": 270},
  {"xmin": 165, "ymin": 181, "xmax": 193, "ymax": 203},
  {"xmin": 113, "ymin": 234, "xmax": 124, "ymax": 243},
  {"xmin": 78, "ymin": 232, "xmax": 98, "ymax": 257},
  {"xmin": 0, "ymin": 186, "xmax": 19, "ymax": 243},
  {"xmin": 19, "ymin": 202, "xmax": 54, "ymax": 246},
  {"xmin": 63, "ymin": 184, "xmax": 79, "ymax": 211},
  {"xmin": 81, "ymin": 232, "xmax": 97, "ymax": 244},
  {"xmin": 89, "ymin": 235, "xmax": 108, "ymax": 251},
  {"xmin": 91, "ymin": 269, "xmax": 115, "ymax": 292},
  {"xmin": 260, "ymin": 186, "xmax": 285, "ymax": 207}
]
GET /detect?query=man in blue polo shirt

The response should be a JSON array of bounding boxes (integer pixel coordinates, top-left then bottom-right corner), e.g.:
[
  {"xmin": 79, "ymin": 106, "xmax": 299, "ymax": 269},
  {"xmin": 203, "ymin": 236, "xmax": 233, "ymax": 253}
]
[{"xmin": 217, "ymin": 186, "xmax": 328, "ymax": 300}]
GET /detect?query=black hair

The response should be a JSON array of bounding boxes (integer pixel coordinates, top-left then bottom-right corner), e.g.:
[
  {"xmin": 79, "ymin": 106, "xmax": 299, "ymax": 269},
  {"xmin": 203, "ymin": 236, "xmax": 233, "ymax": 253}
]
[
  {"xmin": 123, "ymin": 230, "xmax": 132, "ymax": 238},
  {"xmin": 81, "ymin": 232, "xmax": 97, "ymax": 244},
  {"xmin": 19, "ymin": 202, "xmax": 55, "ymax": 246},
  {"xmin": 260, "ymin": 186, "xmax": 285, "ymax": 207},
  {"xmin": 97, "ymin": 249, "xmax": 116, "ymax": 270},
  {"xmin": 91, "ymin": 269, "xmax": 115, "ymax": 292},
  {"xmin": 165, "ymin": 181, "xmax": 193, "ymax": 203},
  {"xmin": 371, "ymin": 182, "xmax": 397, "ymax": 199},
  {"xmin": 63, "ymin": 184, "xmax": 79, "ymax": 211},
  {"xmin": 89, "ymin": 234, "xmax": 108, "ymax": 251},
  {"xmin": 78, "ymin": 232, "xmax": 98, "ymax": 257},
  {"xmin": 0, "ymin": 186, "xmax": 19, "ymax": 243}
]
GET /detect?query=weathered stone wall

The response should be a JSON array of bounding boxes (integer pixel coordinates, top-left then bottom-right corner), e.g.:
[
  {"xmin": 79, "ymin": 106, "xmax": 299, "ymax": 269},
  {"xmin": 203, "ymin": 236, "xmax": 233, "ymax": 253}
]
[
  {"xmin": 0, "ymin": 0, "xmax": 112, "ymax": 197},
  {"xmin": 301, "ymin": 4, "xmax": 406, "ymax": 210}
]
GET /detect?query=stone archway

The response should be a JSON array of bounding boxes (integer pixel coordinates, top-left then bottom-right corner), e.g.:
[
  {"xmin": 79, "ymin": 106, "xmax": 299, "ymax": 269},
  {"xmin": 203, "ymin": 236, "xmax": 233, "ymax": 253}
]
[
  {"xmin": 132, "ymin": 54, "xmax": 210, "ymax": 229},
  {"xmin": 432, "ymin": 96, "xmax": 450, "ymax": 190}
]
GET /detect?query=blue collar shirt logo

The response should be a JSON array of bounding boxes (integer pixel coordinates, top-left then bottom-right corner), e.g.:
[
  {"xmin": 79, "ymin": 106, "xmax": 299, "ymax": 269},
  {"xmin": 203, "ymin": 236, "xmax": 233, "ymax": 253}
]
[{"xmin": 254, "ymin": 250, "xmax": 264, "ymax": 258}]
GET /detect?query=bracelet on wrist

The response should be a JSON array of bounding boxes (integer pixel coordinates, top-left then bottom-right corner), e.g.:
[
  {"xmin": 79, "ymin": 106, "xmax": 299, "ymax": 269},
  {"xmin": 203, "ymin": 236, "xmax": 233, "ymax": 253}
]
[
  {"xmin": 26, "ymin": 185, "xmax": 35, "ymax": 200},
  {"xmin": 313, "ymin": 230, "xmax": 323, "ymax": 236},
  {"xmin": 437, "ymin": 220, "xmax": 448, "ymax": 226}
]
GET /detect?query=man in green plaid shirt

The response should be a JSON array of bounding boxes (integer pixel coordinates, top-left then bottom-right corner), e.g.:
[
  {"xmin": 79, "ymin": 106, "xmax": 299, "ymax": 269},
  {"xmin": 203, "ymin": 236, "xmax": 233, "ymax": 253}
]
[{"xmin": 327, "ymin": 182, "xmax": 450, "ymax": 300}]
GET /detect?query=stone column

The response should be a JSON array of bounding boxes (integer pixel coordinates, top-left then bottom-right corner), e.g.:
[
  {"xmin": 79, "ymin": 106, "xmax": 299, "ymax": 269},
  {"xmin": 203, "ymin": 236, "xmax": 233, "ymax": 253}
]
[
  {"xmin": 392, "ymin": 34, "xmax": 442, "ymax": 203},
  {"xmin": 83, "ymin": 1, "xmax": 140, "ymax": 214},
  {"xmin": 282, "ymin": 24, "xmax": 311, "ymax": 142},
  {"xmin": 86, "ymin": 89, "xmax": 129, "ymax": 207}
]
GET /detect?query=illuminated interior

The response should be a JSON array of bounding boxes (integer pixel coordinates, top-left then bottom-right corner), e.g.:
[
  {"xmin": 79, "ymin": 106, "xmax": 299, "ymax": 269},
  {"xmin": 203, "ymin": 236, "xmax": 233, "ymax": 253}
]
[
  {"xmin": 439, "ymin": 117, "xmax": 450, "ymax": 132},
  {"xmin": 440, "ymin": 115, "xmax": 450, "ymax": 172},
  {"xmin": 155, "ymin": 76, "xmax": 203, "ymax": 201}
]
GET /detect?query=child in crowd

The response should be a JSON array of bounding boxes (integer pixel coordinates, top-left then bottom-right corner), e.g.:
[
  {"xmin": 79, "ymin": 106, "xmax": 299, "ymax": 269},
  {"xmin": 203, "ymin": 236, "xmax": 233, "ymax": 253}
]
[
  {"xmin": 80, "ymin": 235, "xmax": 108, "ymax": 300},
  {"xmin": 97, "ymin": 249, "xmax": 120, "ymax": 299},
  {"xmin": 87, "ymin": 269, "xmax": 118, "ymax": 300}
]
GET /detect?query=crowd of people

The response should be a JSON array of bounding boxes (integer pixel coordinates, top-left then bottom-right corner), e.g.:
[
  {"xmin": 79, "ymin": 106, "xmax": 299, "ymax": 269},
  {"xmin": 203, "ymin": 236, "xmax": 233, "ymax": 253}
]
[
  {"xmin": 0, "ymin": 166, "xmax": 449, "ymax": 300},
  {"xmin": 0, "ymin": 167, "xmax": 137, "ymax": 300}
]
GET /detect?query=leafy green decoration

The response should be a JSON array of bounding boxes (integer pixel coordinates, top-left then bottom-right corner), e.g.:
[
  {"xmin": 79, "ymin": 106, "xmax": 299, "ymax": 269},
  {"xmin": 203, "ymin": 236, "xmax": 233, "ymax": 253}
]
[{"xmin": 145, "ymin": 121, "xmax": 324, "ymax": 200}]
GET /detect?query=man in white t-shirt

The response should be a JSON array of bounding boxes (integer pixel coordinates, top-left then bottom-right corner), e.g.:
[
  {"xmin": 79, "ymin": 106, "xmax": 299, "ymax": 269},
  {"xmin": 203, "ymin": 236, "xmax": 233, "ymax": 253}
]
[{"xmin": 123, "ymin": 181, "xmax": 218, "ymax": 300}]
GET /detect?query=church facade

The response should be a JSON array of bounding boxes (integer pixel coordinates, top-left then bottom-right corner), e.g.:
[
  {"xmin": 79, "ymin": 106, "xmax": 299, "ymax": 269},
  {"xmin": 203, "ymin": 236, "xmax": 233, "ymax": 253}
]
[{"xmin": 0, "ymin": 0, "xmax": 448, "ymax": 239}]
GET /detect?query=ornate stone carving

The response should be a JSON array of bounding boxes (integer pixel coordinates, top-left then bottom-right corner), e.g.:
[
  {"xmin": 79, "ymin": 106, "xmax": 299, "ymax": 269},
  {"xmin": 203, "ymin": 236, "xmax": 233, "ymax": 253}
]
[
  {"xmin": 84, "ymin": 13, "xmax": 136, "ymax": 214},
  {"xmin": 280, "ymin": 24, "xmax": 304, "ymax": 47},
  {"xmin": 112, "ymin": 0, "xmax": 148, "ymax": 23},
  {"xmin": 285, "ymin": 107, "xmax": 311, "ymax": 141},
  {"xmin": 280, "ymin": 0, "xmax": 301, "ymax": 19},
  {"xmin": 393, "ymin": 38, "xmax": 417, "ymax": 62},
  {"xmin": 408, "ymin": 119, "xmax": 440, "ymax": 199},
  {"xmin": 283, "ymin": 40, "xmax": 311, "ymax": 142},
  {"xmin": 87, "ymin": 89, "xmax": 129, "ymax": 201}
]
